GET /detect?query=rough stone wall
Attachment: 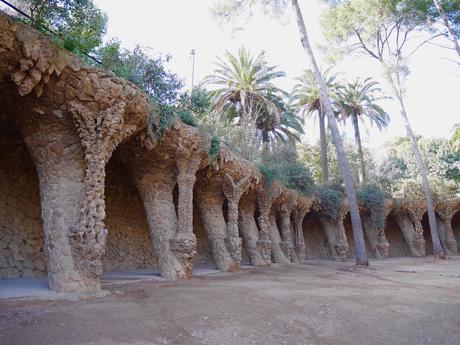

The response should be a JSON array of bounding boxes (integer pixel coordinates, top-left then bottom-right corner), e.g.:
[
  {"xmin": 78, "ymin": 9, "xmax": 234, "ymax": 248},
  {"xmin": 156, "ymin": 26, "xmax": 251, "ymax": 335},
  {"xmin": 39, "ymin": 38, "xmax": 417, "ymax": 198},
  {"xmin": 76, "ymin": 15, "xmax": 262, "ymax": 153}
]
[
  {"xmin": 103, "ymin": 158, "xmax": 157, "ymax": 271},
  {"xmin": 0, "ymin": 133, "xmax": 46, "ymax": 278},
  {"xmin": 384, "ymin": 215, "xmax": 411, "ymax": 257},
  {"xmin": 302, "ymin": 212, "xmax": 331, "ymax": 259}
]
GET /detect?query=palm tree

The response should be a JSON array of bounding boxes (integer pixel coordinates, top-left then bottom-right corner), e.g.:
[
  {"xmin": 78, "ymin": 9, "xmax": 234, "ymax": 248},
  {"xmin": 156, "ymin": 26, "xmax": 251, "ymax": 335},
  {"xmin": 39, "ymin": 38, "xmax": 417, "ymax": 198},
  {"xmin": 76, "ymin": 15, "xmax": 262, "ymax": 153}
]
[
  {"xmin": 210, "ymin": 0, "xmax": 369, "ymax": 265},
  {"xmin": 204, "ymin": 47, "xmax": 287, "ymax": 123},
  {"xmin": 255, "ymin": 96, "xmax": 303, "ymax": 152},
  {"xmin": 292, "ymin": 69, "xmax": 337, "ymax": 184},
  {"xmin": 336, "ymin": 78, "xmax": 390, "ymax": 185}
]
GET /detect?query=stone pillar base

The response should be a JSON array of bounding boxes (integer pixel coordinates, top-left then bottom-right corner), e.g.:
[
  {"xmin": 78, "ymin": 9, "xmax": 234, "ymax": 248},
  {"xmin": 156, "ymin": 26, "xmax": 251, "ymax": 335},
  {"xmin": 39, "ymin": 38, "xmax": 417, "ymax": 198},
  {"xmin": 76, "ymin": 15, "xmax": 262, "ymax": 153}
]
[
  {"xmin": 225, "ymin": 237, "xmax": 242, "ymax": 272},
  {"xmin": 169, "ymin": 234, "xmax": 197, "ymax": 279},
  {"xmin": 296, "ymin": 244, "xmax": 306, "ymax": 262},
  {"xmin": 256, "ymin": 240, "xmax": 272, "ymax": 266},
  {"xmin": 279, "ymin": 241, "xmax": 293, "ymax": 262}
]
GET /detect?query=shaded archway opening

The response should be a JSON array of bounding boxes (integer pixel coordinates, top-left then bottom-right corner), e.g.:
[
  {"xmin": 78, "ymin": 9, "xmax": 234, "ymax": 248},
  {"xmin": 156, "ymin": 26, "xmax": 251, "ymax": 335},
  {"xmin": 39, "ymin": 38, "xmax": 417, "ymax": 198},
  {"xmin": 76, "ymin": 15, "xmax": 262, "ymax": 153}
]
[
  {"xmin": 452, "ymin": 211, "xmax": 460, "ymax": 250},
  {"xmin": 344, "ymin": 213, "xmax": 372, "ymax": 259},
  {"xmin": 302, "ymin": 210, "xmax": 330, "ymax": 259},
  {"xmin": 421, "ymin": 212, "xmax": 433, "ymax": 256},
  {"xmin": 103, "ymin": 156, "xmax": 158, "ymax": 277},
  {"xmin": 192, "ymin": 182, "xmax": 217, "ymax": 270},
  {"xmin": 172, "ymin": 183, "xmax": 179, "ymax": 219},
  {"xmin": 385, "ymin": 213, "xmax": 411, "ymax": 257},
  {"xmin": 0, "ymin": 128, "xmax": 46, "ymax": 279}
]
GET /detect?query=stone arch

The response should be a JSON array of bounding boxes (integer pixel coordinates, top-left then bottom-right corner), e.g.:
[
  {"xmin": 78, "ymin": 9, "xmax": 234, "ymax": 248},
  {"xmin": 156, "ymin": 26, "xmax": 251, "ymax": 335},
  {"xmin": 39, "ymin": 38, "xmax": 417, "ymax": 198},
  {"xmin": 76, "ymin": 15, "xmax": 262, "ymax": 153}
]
[
  {"xmin": 0, "ymin": 126, "xmax": 47, "ymax": 279},
  {"xmin": 103, "ymin": 155, "xmax": 157, "ymax": 273},
  {"xmin": 302, "ymin": 210, "xmax": 330, "ymax": 259},
  {"xmin": 384, "ymin": 212, "xmax": 411, "ymax": 257}
]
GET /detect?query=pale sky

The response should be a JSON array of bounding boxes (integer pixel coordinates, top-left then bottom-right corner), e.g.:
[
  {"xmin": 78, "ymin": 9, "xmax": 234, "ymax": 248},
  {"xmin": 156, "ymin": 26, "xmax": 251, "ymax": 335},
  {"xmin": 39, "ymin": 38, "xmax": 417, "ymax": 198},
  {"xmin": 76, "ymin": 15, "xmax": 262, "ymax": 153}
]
[{"xmin": 11, "ymin": 0, "xmax": 460, "ymax": 150}]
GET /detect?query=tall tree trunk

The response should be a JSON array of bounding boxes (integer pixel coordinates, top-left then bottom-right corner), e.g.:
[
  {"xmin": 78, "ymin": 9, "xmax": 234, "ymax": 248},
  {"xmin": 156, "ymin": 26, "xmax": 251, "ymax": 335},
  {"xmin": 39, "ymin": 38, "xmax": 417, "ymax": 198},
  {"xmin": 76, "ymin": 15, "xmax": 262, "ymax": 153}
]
[
  {"xmin": 433, "ymin": 0, "xmax": 460, "ymax": 59},
  {"xmin": 291, "ymin": 0, "xmax": 368, "ymax": 265},
  {"xmin": 383, "ymin": 62, "xmax": 445, "ymax": 259},
  {"xmin": 351, "ymin": 114, "xmax": 366, "ymax": 185},
  {"xmin": 398, "ymin": 100, "xmax": 445, "ymax": 259},
  {"xmin": 319, "ymin": 111, "xmax": 329, "ymax": 184}
]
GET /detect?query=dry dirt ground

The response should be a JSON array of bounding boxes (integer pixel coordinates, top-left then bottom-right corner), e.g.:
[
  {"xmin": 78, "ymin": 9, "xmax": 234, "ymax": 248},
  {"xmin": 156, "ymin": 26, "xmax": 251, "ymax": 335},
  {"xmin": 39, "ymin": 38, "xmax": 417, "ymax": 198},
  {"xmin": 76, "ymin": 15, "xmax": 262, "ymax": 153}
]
[{"xmin": 1, "ymin": 257, "xmax": 460, "ymax": 345}]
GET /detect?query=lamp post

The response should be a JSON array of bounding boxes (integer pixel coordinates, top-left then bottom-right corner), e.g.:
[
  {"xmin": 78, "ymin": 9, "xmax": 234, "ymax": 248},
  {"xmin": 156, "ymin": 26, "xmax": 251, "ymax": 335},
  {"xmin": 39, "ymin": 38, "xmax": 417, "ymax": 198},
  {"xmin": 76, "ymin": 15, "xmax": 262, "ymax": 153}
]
[{"xmin": 190, "ymin": 49, "xmax": 196, "ymax": 91}]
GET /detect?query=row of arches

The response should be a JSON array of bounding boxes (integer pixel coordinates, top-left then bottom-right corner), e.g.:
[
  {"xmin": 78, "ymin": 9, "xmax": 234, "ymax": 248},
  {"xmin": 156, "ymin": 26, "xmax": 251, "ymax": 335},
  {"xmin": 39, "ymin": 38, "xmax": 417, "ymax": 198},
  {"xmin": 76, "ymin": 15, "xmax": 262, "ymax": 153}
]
[{"xmin": 2, "ymin": 126, "xmax": 460, "ymax": 289}]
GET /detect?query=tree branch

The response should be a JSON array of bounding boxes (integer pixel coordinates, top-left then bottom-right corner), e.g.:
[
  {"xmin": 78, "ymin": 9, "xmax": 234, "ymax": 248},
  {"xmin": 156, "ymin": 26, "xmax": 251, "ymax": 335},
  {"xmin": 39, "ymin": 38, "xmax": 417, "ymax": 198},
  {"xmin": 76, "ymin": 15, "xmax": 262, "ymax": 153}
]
[{"xmin": 406, "ymin": 33, "xmax": 445, "ymax": 58}]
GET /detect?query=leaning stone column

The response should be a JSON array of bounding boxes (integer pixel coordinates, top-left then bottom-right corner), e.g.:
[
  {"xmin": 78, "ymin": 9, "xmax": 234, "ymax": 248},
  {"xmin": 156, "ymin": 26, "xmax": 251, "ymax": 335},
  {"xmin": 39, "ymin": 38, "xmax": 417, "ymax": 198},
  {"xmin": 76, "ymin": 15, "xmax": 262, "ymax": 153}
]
[
  {"xmin": 316, "ymin": 202, "xmax": 349, "ymax": 260},
  {"xmin": 277, "ymin": 192, "xmax": 297, "ymax": 262},
  {"xmin": 19, "ymin": 112, "xmax": 87, "ymax": 292},
  {"xmin": 292, "ymin": 197, "xmax": 312, "ymax": 261},
  {"xmin": 394, "ymin": 208, "xmax": 425, "ymax": 257},
  {"xmin": 238, "ymin": 191, "xmax": 267, "ymax": 266},
  {"xmin": 195, "ymin": 175, "xmax": 236, "ymax": 271},
  {"xmin": 435, "ymin": 200, "xmax": 458, "ymax": 256},
  {"xmin": 256, "ymin": 190, "xmax": 275, "ymax": 265},
  {"xmin": 406, "ymin": 204, "xmax": 427, "ymax": 256},
  {"xmin": 361, "ymin": 199, "xmax": 392, "ymax": 259},
  {"xmin": 222, "ymin": 174, "xmax": 252, "ymax": 269},
  {"xmin": 69, "ymin": 101, "xmax": 140, "ymax": 288}
]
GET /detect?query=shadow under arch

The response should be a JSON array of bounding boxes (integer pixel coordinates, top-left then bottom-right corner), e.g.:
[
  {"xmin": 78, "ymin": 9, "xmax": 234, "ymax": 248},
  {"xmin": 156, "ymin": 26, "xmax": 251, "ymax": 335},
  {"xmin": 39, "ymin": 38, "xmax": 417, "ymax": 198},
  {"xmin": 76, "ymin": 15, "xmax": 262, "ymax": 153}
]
[
  {"xmin": 302, "ymin": 210, "xmax": 330, "ymax": 259},
  {"xmin": 0, "ymin": 125, "xmax": 47, "ymax": 280},
  {"xmin": 192, "ymin": 174, "xmax": 217, "ymax": 269},
  {"xmin": 103, "ymin": 155, "xmax": 157, "ymax": 273},
  {"xmin": 384, "ymin": 212, "xmax": 411, "ymax": 257}
]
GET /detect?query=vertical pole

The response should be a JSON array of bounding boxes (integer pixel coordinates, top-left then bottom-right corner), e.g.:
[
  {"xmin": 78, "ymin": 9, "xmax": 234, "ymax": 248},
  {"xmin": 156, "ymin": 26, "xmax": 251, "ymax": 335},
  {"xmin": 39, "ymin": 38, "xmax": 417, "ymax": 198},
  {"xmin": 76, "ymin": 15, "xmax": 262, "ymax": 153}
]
[{"xmin": 190, "ymin": 49, "xmax": 196, "ymax": 91}]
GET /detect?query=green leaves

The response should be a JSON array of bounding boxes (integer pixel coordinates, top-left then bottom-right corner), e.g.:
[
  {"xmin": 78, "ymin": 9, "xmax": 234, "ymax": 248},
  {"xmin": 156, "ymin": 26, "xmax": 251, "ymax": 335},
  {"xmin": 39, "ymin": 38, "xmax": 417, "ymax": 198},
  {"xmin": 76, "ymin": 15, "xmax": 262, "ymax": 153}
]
[{"xmin": 14, "ymin": 0, "xmax": 107, "ymax": 53}]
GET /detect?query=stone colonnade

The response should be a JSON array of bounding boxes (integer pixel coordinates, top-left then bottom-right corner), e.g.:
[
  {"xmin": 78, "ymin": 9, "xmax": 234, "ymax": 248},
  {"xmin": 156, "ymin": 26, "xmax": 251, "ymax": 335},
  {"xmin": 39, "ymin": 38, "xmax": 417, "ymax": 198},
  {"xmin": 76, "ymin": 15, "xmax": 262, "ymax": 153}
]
[{"xmin": 1, "ymin": 12, "xmax": 460, "ymax": 293}]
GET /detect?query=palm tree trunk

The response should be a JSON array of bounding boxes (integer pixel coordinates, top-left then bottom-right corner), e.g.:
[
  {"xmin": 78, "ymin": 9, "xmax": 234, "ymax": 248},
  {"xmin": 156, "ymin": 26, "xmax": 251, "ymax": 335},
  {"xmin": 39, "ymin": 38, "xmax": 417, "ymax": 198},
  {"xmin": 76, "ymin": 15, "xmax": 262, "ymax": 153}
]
[
  {"xmin": 351, "ymin": 114, "xmax": 366, "ymax": 185},
  {"xmin": 261, "ymin": 131, "xmax": 270, "ymax": 161},
  {"xmin": 291, "ymin": 0, "xmax": 368, "ymax": 265},
  {"xmin": 432, "ymin": 0, "xmax": 460, "ymax": 59},
  {"xmin": 319, "ymin": 111, "xmax": 329, "ymax": 184},
  {"xmin": 383, "ymin": 62, "xmax": 445, "ymax": 259}
]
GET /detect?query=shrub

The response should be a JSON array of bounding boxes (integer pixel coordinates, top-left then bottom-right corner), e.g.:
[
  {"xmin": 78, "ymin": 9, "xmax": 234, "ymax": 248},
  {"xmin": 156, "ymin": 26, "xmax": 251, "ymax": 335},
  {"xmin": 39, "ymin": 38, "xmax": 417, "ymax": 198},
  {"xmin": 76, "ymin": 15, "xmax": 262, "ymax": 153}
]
[
  {"xmin": 314, "ymin": 184, "xmax": 345, "ymax": 221},
  {"xmin": 357, "ymin": 184, "xmax": 387, "ymax": 230}
]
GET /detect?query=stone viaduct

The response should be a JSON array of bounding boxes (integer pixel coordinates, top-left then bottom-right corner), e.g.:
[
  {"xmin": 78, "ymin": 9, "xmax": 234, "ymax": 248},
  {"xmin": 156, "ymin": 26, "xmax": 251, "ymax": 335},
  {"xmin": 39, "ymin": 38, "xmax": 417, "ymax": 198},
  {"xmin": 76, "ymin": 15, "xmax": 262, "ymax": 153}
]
[{"xmin": 1, "ymin": 12, "xmax": 459, "ymax": 292}]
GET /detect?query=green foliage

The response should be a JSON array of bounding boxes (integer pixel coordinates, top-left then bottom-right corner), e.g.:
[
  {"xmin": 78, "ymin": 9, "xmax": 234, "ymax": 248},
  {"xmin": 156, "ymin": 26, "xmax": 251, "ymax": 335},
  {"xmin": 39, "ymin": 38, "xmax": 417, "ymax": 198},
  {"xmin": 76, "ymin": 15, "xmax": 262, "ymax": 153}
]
[
  {"xmin": 147, "ymin": 103, "xmax": 176, "ymax": 141},
  {"xmin": 378, "ymin": 136, "xmax": 460, "ymax": 194},
  {"xmin": 258, "ymin": 145, "xmax": 315, "ymax": 195},
  {"xmin": 401, "ymin": 0, "xmax": 460, "ymax": 37},
  {"xmin": 335, "ymin": 77, "xmax": 390, "ymax": 129},
  {"xmin": 451, "ymin": 123, "xmax": 460, "ymax": 151},
  {"xmin": 258, "ymin": 163, "xmax": 282, "ymax": 188},
  {"xmin": 393, "ymin": 177, "xmax": 459, "ymax": 202},
  {"xmin": 356, "ymin": 184, "xmax": 387, "ymax": 230},
  {"xmin": 314, "ymin": 183, "xmax": 345, "ymax": 221},
  {"xmin": 97, "ymin": 39, "xmax": 183, "ymax": 105},
  {"xmin": 300, "ymin": 136, "xmax": 377, "ymax": 185},
  {"xmin": 10, "ymin": 0, "xmax": 107, "ymax": 53},
  {"xmin": 177, "ymin": 110, "xmax": 197, "ymax": 127},
  {"xmin": 209, "ymin": 134, "xmax": 221, "ymax": 160},
  {"xmin": 177, "ymin": 87, "xmax": 212, "ymax": 121}
]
